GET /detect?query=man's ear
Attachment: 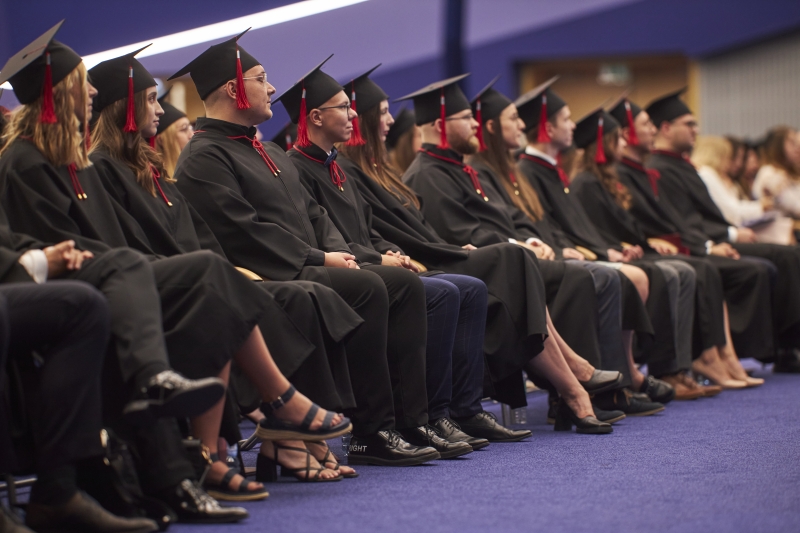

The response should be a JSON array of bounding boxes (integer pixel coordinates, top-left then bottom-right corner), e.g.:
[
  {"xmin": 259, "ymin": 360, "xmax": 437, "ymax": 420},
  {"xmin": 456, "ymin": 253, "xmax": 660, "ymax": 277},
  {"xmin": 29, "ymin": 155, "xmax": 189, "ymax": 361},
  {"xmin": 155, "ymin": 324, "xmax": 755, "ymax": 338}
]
[
  {"xmin": 434, "ymin": 118, "xmax": 444, "ymax": 135},
  {"xmin": 308, "ymin": 108, "xmax": 324, "ymax": 127},
  {"xmin": 223, "ymin": 80, "xmax": 239, "ymax": 102}
]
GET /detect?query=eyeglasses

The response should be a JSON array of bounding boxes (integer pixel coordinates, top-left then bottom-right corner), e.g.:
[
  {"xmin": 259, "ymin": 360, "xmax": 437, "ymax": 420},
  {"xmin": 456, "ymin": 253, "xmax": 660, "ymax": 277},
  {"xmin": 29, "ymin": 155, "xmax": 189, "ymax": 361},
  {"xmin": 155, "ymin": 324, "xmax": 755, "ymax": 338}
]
[
  {"xmin": 240, "ymin": 73, "xmax": 268, "ymax": 85},
  {"xmin": 445, "ymin": 114, "xmax": 474, "ymax": 122},
  {"xmin": 318, "ymin": 102, "xmax": 352, "ymax": 112}
]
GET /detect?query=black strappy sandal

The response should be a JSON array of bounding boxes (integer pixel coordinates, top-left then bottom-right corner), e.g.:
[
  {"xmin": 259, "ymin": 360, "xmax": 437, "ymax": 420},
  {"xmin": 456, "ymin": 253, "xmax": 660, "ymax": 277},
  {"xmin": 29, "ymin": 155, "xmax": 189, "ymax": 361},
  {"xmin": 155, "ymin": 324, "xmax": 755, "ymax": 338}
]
[
  {"xmin": 306, "ymin": 441, "xmax": 358, "ymax": 478},
  {"xmin": 255, "ymin": 385, "xmax": 352, "ymax": 441},
  {"xmin": 256, "ymin": 442, "xmax": 342, "ymax": 483},
  {"xmin": 203, "ymin": 453, "xmax": 270, "ymax": 501}
]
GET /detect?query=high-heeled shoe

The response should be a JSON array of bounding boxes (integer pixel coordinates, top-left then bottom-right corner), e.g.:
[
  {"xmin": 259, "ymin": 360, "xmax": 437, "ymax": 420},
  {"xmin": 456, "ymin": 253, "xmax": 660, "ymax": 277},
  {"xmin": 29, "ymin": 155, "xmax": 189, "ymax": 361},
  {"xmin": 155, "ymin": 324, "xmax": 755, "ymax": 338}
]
[
  {"xmin": 256, "ymin": 442, "xmax": 342, "ymax": 483},
  {"xmin": 305, "ymin": 441, "xmax": 358, "ymax": 478},
  {"xmin": 203, "ymin": 453, "xmax": 269, "ymax": 501},
  {"xmin": 553, "ymin": 398, "xmax": 612, "ymax": 434},
  {"xmin": 691, "ymin": 361, "xmax": 747, "ymax": 389}
]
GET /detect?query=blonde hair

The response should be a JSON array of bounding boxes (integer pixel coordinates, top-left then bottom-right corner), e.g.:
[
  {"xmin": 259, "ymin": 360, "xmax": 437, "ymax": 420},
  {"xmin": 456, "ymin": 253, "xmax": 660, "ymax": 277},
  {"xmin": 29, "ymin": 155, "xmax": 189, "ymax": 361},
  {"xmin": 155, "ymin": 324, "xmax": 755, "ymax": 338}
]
[
  {"xmin": 91, "ymin": 89, "xmax": 172, "ymax": 196},
  {"xmin": 0, "ymin": 63, "xmax": 90, "ymax": 169},
  {"xmin": 691, "ymin": 135, "xmax": 732, "ymax": 176},
  {"xmin": 156, "ymin": 119, "xmax": 185, "ymax": 177}
]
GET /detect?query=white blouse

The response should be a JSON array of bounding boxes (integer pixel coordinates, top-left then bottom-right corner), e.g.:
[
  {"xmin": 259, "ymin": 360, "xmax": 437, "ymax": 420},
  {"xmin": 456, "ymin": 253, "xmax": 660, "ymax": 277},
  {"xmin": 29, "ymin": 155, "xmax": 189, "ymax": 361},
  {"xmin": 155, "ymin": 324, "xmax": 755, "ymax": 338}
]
[
  {"xmin": 697, "ymin": 165, "xmax": 763, "ymax": 226},
  {"xmin": 752, "ymin": 164, "xmax": 800, "ymax": 218}
]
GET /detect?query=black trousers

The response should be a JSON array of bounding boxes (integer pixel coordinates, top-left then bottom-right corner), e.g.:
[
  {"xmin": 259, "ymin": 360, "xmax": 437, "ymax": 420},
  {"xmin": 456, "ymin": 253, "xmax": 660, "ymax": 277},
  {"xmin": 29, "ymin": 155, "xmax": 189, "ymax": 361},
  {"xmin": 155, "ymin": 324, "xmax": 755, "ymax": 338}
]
[{"xmin": 0, "ymin": 281, "xmax": 109, "ymax": 473}]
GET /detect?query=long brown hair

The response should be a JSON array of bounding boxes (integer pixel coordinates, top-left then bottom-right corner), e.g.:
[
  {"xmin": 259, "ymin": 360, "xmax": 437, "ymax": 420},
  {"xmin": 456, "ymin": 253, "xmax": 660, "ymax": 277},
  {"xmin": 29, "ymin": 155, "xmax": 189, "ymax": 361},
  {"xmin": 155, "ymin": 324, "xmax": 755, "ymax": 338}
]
[
  {"xmin": 582, "ymin": 128, "xmax": 631, "ymax": 210},
  {"xmin": 388, "ymin": 125, "xmax": 419, "ymax": 174},
  {"xmin": 91, "ymin": 89, "xmax": 171, "ymax": 196},
  {"xmin": 156, "ymin": 119, "xmax": 185, "ymax": 177},
  {"xmin": 471, "ymin": 114, "xmax": 544, "ymax": 221},
  {"xmin": 761, "ymin": 125, "xmax": 800, "ymax": 180},
  {"xmin": 0, "ymin": 63, "xmax": 90, "ymax": 169},
  {"xmin": 338, "ymin": 104, "xmax": 420, "ymax": 209}
]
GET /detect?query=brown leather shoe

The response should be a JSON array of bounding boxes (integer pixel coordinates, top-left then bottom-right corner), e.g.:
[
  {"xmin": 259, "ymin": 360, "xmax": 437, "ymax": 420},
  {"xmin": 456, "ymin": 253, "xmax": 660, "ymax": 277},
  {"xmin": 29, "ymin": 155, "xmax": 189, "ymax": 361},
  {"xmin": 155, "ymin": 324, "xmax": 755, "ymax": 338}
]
[
  {"xmin": 26, "ymin": 491, "xmax": 157, "ymax": 532},
  {"xmin": 660, "ymin": 373, "xmax": 704, "ymax": 400},
  {"xmin": 679, "ymin": 371, "xmax": 722, "ymax": 397}
]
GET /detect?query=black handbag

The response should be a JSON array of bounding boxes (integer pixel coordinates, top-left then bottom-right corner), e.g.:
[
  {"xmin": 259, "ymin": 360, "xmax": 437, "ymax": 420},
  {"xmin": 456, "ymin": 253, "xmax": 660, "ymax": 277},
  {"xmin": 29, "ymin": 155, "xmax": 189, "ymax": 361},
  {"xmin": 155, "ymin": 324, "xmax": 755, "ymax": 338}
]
[{"xmin": 77, "ymin": 428, "xmax": 177, "ymax": 532}]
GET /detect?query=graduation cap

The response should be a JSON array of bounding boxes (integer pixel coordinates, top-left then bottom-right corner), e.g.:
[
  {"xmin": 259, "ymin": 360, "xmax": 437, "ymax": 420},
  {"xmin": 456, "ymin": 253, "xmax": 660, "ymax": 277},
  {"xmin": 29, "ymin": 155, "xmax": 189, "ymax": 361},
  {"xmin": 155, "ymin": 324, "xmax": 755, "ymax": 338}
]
[
  {"xmin": 168, "ymin": 29, "xmax": 259, "ymax": 109},
  {"xmin": 514, "ymin": 76, "xmax": 563, "ymax": 142},
  {"xmin": 271, "ymin": 122, "xmax": 297, "ymax": 151},
  {"xmin": 156, "ymin": 88, "xmax": 187, "ymax": 136},
  {"xmin": 0, "ymin": 21, "xmax": 82, "ymax": 123},
  {"xmin": 386, "ymin": 106, "xmax": 414, "ymax": 150},
  {"xmin": 608, "ymin": 92, "xmax": 642, "ymax": 147},
  {"xmin": 274, "ymin": 55, "xmax": 344, "ymax": 148},
  {"xmin": 470, "ymin": 75, "xmax": 512, "ymax": 151},
  {"xmin": 88, "ymin": 45, "xmax": 156, "ymax": 132},
  {"xmin": 394, "ymin": 73, "xmax": 470, "ymax": 150},
  {"xmin": 574, "ymin": 108, "xmax": 619, "ymax": 164},
  {"xmin": 341, "ymin": 64, "xmax": 388, "ymax": 147},
  {"xmin": 645, "ymin": 88, "xmax": 691, "ymax": 128}
]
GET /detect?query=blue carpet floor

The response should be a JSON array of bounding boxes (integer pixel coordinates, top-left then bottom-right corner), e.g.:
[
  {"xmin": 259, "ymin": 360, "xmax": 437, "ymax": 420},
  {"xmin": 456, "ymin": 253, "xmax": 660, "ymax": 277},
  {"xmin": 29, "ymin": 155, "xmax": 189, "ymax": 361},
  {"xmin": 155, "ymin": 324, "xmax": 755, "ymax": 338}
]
[{"xmin": 165, "ymin": 363, "xmax": 800, "ymax": 533}]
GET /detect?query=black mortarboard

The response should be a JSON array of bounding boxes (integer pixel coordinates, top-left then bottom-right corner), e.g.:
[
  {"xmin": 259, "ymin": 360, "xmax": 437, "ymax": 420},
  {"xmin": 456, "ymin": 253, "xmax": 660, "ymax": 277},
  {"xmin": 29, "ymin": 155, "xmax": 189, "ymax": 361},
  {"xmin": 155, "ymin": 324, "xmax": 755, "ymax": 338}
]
[
  {"xmin": 271, "ymin": 122, "xmax": 297, "ymax": 151},
  {"xmin": 274, "ymin": 55, "xmax": 344, "ymax": 147},
  {"xmin": 645, "ymin": 88, "xmax": 691, "ymax": 128},
  {"xmin": 470, "ymin": 75, "xmax": 512, "ymax": 151},
  {"xmin": 514, "ymin": 76, "xmax": 564, "ymax": 141},
  {"xmin": 386, "ymin": 106, "xmax": 415, "ymax": 149},
  {"xmin": 156, "ymin": 88, "xmax": 186, "ymax": 136},
  {"xmin": 341, "ymin": 64, "xmax": 388, "ymax": 146},
  {"xmin": 88, "ymin": 45, "xmax": 156, "ymax": 133},
  {"xmin": 608, "ymin": 92, "xmax": 642, "ymax": 146},
  {"xmin": 168, "ymin": 29, "xmax": 260, "ymax": 107},
  {"xmin": 574, "ymin": 108, "xmax": 619, "ymax": 164},
  {"xmin": 0, "ymin": 21, "xmax": 82, "ymax": 123},
  {"xmin": 394, "ymin": 73, "xmax": 470, "ymax": 149}
]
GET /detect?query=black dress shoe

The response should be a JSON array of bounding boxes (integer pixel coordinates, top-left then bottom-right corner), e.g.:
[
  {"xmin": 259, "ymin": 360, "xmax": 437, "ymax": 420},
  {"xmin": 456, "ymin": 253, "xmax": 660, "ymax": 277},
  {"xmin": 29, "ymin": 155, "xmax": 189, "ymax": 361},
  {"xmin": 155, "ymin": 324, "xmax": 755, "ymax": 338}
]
[
  {"xmin": 579, "ymin": 369, "xmax": 623, "ymax": 395},
  {"xmin": 639, "ymin": 375, "xmax": 676, "ymax": 403},
  {"xmin": 399, "ymin": 425, "xmax": 472, "ymax": 459},
  {"xmin": 157, "ymin": 480, "xmax": 248, "ymax": 524},
  {"xmin": 594, "ymin": 389, "xmax": 665, "ymax": 416},
  {"xmin": 124, "ymin": 371, "xmax": 225, "ymax": 424},
  {"xmin": 453, "ymin": 412, "xmax": 532, "ymax": 442},
  {"xmin": 774, "ymin": 349, "xmax": 800, "ymax": 374},
  {"xmin": 553, "ymin": 399, "xmax": 612, "ymax": 434},
  {"xmin": 430, "ymin": 417, "xmax": 490, "ymax": 450},
  {"xmin": 346, "ymin": 430, "xmax": 440, "ymax": 466},
  {"xmin": 592, "ymin": 406, "xmax": 626, "ymax": 424},
  {"xmin": 1, "ymin": 504, "xmax": 33, "ymax": 533},
  {"xmin": 26, "ymin": 492, "xmax": 158, "ymax": 532}
]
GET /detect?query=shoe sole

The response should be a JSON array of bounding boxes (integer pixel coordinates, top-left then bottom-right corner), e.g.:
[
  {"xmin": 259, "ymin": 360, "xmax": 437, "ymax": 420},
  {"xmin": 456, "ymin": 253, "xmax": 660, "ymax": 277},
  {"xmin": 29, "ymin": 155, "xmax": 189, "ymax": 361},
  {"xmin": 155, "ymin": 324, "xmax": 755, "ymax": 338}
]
[
  {"xmin": 626, "ymin": 406, "xmax": 666, "ymax": 417},
  {"xmin": 575, "ymin": 426, "xmax": 613, "ymax": 434},
  {"xmin": 674, "ymin": 392, "xmax": 705, "ymax": 401},
  {"xmin": 602, "ymin": 414, "xmax": 626, "ymax": 424},
  {"xmin": 347, "ymin": 450, "xmax": 441, "ymax": 466},
  {"xmin": 439, "ymin": 446, "xmax": 473, "ymax": 459},
  {"xmin": 255, "ymin": 423, "xmax": 353, "ymax": 442},
  {"xmin": 482, "ymin": 433, "xmax": 532, "ymax": 443},
  {"xmin": 469, "ymin": 440, "xmax": 491, "ymax": 451},
  {"xmin": 205, "ymin": 489, "xmax": 270, "ymax": 502}
]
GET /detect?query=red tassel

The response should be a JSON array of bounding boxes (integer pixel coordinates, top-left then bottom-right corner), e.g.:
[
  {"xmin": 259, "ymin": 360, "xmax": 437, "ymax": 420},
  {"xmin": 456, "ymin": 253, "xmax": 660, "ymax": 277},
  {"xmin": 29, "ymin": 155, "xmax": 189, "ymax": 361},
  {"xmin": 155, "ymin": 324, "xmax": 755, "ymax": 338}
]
[
  {"xmin": 595, "ymin": 116, "xmax": 607, "ymax": 165},
  {"xmin": 346, "ymin": 83, "xmax": 365, "ymax": 146},
  {"xmin": 475, "ymin": 99, "xmax": 486, "ymax": 152},
  {"xmin": 536, "ymin": 93, "xmax": 550, "ymax": 143},
  {"xmin": 437, "ymin": 88, "xmax": 448, "ymax": 150},
  {"xmin": 39, "ymin": 53, "xmax": 57, "ymax": 124},
  {"xmin": 149, "ymin": 136, "xmax": 157, "ymax": 148},
  {"xmin": 123, "ymin": 66, "xmax": 138, "ymax": 133},
  {"xmin": 295, "ymin": 86, "xmax": 311, "ymax": 148},
  {"xmin": 235, "ymin": 47, "xmax": 251, "ymax": 110},
  {"xmin": 624, "ymin": 101, "xmax": 639, "ymax": 146}
]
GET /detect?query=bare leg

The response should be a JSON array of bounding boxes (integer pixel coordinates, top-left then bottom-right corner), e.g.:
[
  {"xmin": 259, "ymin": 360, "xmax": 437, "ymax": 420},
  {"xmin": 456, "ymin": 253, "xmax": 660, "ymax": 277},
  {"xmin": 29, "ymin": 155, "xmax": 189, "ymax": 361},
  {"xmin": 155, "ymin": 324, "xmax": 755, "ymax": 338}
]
[
  {"xmin": 692, "ymin": 344, "xmax": 747, "ymax": 388},
  {"xmin": 190, "ymin": 362, "xmax": 265, "ymax": 491},
  {"xmin": 546, "ymin": 308, "xmax": 594, "ymax": 381},
  {"xmin": 718, "ymin": 303, "xmax": 764, "ymax": 386},
  {"xmin": 234, "ymin": 326, "xmax": 344, "ymax": 429},
  {"xmin": 526, "ymin": 327, "xmax": 594, "ymax": 418}
]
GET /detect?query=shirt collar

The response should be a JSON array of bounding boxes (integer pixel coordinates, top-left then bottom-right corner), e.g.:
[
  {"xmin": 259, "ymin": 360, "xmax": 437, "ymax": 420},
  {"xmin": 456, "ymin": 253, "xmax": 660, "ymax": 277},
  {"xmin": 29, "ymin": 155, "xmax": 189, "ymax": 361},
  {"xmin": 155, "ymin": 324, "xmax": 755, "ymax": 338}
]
[
  {"xmin": 525, "ymin": 145, "xmax": 556, "ymax": 166},
  {"xmin": 194, "ymin": 117, "xmax": 259, "ymax": 139}
]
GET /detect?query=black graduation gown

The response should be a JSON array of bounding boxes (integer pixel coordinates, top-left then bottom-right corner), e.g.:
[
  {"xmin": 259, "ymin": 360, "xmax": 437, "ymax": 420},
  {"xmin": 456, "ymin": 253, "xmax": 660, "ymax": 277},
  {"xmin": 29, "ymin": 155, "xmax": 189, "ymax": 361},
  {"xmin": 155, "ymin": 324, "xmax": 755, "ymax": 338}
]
[
  {"xmin": 295, "ymin": 145, "xmax": 542, "ymax": 407},
  {"xmin": 90, "ymin": 149, "xmax": 360, "ymax": 410},
  {"xmin": 648, "ymin": 151, "xmax": 800, "ymax": 349},
  {"xmin": 0, "ymin": 138, "xmax": 266, "ymax": 381},
  {"xmin": 517, "ymin": 154, "xmax": 666, "ymax": 339},
  {"xmin": 619, "ymin": 157, "xmax": 774, "ymax": 359},
  {"xmin": 571, "ymin": 169, "xmax": 728, "ymax": 356},
  {"xmin": 173, "ymin": 118, "xmax": 425, "ymax": 433},
  {"xmin": 399, "ymin": 145, "xmax": 616, "ymax": 374}
]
